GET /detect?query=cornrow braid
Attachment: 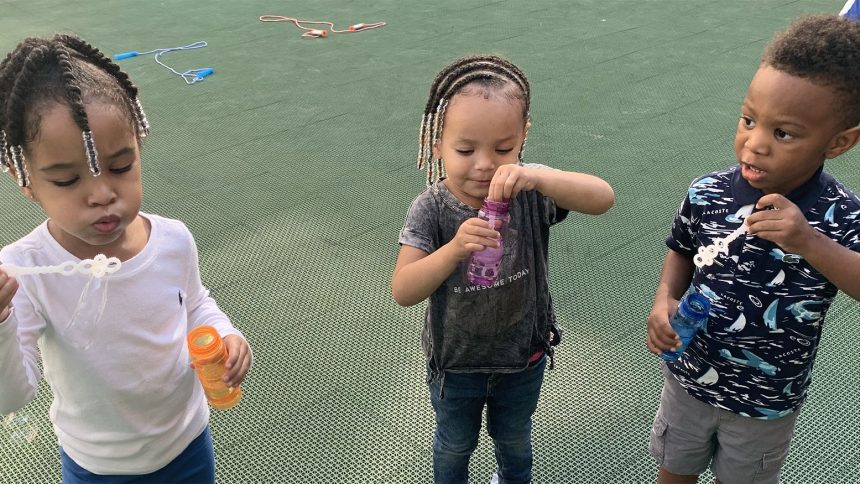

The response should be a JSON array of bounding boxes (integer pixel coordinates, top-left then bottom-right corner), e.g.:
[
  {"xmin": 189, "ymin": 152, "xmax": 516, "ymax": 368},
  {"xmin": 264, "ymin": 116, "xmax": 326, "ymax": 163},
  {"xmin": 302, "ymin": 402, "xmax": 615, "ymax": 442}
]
[
  {"xmin": 417, "ymin": 54, "xmax": 531, "ymax": 185},
  {"xmin": 0, "ymin": 38, "xmax": 48, "ymax": 171},
  {"xmin": 6, "ymin": 44, "xmax": 56, "ymax": 186},
  {"xmin": 54, "ymin": 34, "xmax": 150, "ymax": 137},
  {"xmin": 55, "ymin": 46, "xmax": 100, "ymax": 176}
]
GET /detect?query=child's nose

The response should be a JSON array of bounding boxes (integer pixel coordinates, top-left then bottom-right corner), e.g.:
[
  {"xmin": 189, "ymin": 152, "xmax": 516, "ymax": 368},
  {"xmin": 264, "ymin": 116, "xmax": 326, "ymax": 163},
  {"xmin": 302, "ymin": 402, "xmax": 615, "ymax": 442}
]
[
  {"xmin": 87, "ymin": 179, "xmax": 117, "ymax": 206},
  {"xmin": 744, "ymin": 128, "xmax": 770, "ymax": 155},
  {"xmin": 474, "ymin": 151, "xmax": 496, "ymax": 170}
]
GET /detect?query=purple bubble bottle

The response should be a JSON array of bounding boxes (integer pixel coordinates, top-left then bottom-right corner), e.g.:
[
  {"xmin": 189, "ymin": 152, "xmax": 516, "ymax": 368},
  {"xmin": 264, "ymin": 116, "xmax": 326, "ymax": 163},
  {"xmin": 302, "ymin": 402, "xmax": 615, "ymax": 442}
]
[{"xmin": 467, "ymin": 198, "xmax": 510, "ymax": 286}]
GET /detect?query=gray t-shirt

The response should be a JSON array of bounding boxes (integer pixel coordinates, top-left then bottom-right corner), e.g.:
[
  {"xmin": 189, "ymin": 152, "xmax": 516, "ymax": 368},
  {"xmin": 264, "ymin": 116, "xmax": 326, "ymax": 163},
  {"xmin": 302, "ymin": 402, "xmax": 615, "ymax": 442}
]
[{"xmin": 399, "ymin": 175, "xmax": 567, "ymax": 375}]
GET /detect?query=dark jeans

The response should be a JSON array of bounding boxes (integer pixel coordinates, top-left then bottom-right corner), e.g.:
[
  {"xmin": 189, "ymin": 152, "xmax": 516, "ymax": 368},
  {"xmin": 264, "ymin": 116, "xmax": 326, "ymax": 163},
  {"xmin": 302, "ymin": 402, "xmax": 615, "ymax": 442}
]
[
  {"xmin": 429, "ymin": 356, "xmax": 546, "ymax": 484},
  {"xmin": 60, "ymin": 426, "xmax": 215, "ymax": 484}
]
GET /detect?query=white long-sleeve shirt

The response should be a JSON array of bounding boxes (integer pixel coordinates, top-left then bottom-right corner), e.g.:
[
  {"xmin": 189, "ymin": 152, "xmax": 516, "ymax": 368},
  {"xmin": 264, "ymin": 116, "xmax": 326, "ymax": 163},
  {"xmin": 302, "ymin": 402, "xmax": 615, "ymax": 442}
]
[{"xmin": 0, "ymin": 213, "xmax": 244, "ymax": 475}]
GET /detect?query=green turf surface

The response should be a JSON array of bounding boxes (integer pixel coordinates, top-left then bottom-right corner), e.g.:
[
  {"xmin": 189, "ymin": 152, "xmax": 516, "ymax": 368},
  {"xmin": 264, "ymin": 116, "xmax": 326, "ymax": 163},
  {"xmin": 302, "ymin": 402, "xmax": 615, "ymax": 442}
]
[{"xmin": 1, "ymin": 1, "xmax": 858, "ymax": 482}]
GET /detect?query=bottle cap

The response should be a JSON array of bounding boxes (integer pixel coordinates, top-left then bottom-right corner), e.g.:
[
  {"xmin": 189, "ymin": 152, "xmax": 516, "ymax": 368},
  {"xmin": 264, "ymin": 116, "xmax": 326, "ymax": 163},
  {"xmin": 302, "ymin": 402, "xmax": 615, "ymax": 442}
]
[
  {"xmin": 482, "ymin": 197, "xmax": 510, "ymax": 213},
  {"xmin": 680, "ymin": 293, "xmax": 710, "ymax": 320},
  {"xmin": 187, "ymin": 325, "xmax": 223, "ymax": 359}
]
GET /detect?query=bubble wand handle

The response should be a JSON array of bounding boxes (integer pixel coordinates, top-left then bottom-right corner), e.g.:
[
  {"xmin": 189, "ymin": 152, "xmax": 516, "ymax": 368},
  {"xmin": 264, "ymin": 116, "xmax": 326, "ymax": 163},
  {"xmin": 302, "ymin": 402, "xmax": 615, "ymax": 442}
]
[
  {"xmin": 693, "ymin": 225, "xmax": 748, "ymax": 268},
  {"xmin": 1, "ymin": 254, "xmax": 121, "ymax": 278}
]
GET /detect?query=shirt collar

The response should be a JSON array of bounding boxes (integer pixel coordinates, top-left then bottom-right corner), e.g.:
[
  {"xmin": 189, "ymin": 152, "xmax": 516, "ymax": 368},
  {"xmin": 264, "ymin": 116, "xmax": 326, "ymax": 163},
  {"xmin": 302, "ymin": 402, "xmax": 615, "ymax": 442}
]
[{"xmin": 731, "ymin": 164, "xmax": 829, "ymax": 215}]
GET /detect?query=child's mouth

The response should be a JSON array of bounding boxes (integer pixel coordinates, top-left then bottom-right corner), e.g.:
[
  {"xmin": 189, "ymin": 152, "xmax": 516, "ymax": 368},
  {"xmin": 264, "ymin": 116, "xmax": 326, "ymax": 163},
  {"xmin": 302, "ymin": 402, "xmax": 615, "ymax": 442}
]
[
  {"xmin": 741, "ymin": 162, "xmax": 766, "ymax": 182},
  {"xmin": 93, "ymin": 215, "xmax": 120, "ymax": 233}
]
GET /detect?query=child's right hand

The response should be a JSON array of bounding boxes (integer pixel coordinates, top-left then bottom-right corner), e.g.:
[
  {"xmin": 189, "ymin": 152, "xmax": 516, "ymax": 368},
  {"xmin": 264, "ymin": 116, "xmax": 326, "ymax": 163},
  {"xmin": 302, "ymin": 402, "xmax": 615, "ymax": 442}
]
[
  {"xmin": 0, "ymin": 270, "xmax": 19, "ymax": 322},
  {"xmin": 451, "ymin": 217, "xmax": 501, "ymax": 260},
  {"xmin": 646, "ymin": 299, "xmax": 681, "ymax": 355}
]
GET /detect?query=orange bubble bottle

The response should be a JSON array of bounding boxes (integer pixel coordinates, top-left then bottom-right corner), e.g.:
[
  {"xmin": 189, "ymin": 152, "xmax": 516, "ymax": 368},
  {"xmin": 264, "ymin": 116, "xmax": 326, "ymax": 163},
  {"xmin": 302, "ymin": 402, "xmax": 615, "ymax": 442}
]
[{"xmin": 187, "ymin": 326, "xmax": 242, "ymax": 410}]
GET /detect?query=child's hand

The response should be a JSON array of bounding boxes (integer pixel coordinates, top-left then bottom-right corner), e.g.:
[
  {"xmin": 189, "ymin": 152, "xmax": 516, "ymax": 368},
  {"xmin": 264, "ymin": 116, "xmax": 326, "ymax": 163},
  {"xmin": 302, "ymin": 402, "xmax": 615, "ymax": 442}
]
[
  {"xmin": 451, "ymin": 217, "xmax": 501, "ymax": 260},
  {"xmin": 746, "ymin": 194, "xmax": 817, "ymax": 255},
  {"xmin": 222, "ymin": 335, "xmax": 251, "ymax": 388},
  {"xmin": 0, "ymin": 270, "xmax": 18, "ymax": 322},
  {"xmin": 646, "ymin": 298, "xmax": 681, "ymax": 355},
  {"xmin": 488, "ymin": 164, "xmax": 536, "ymax": 201}
]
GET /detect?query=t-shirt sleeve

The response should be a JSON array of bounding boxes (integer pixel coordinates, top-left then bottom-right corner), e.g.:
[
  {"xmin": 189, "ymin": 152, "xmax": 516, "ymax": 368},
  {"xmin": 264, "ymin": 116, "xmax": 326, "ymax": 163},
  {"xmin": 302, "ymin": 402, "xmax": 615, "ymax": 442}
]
[
  {"xmin": 0, "ymin": 249, "xmax": 45, "ymax": 414},
  {"xmin": 179, "ymin": 224, "xmax": 249, "ymax": 366},
  {"xmin": 666, "ymin": 182, "xmax": 698, "ymax": 257},
  {"xmin": 839, "ymin": 204, "xmax": 860, "ymax": 253},
  {"xmin": 522, "ymin": 163, "xmax": 569, "ymax": 225},
  {"xmin": 541, "ymin": 194, "xmax": 568, "ymax": 226},
  {"xmin": 398, "ymin": 190, "xmax": 439, "ymax": 254}
]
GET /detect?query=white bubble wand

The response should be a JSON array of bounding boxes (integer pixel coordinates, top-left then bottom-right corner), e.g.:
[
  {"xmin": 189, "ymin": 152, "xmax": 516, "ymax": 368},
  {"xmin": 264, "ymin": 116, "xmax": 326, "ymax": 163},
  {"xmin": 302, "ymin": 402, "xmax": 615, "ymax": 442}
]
[
  {"xmin": 693, "ymin": 224, "xmax": 748, "ymax": 268},
  {"xmin": 0, "ymin": 254, "xmax": 121, "ymax": 278}
]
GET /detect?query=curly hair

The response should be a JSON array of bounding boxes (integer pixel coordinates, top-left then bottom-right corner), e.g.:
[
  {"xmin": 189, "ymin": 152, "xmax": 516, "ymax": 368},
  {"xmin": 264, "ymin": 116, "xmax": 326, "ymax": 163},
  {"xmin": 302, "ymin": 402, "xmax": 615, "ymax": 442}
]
[{"xmin": 763, "ymin": 15, "xmax": 860, "ymax": 128}]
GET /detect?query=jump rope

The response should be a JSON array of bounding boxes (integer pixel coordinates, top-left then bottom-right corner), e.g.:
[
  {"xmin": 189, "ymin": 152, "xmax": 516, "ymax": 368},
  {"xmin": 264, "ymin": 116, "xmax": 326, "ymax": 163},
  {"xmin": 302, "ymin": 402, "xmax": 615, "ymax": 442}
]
[
  {"xmin": 258, "ymin": 15, "xmax": 385, "ymax": 38},
  {"xmin": 109, "ymin": 16, "xmax": 385, "ymax": 85},
  {"xmin": 113, "ymin": 41, "xmax": 213, "ymax": 85}
]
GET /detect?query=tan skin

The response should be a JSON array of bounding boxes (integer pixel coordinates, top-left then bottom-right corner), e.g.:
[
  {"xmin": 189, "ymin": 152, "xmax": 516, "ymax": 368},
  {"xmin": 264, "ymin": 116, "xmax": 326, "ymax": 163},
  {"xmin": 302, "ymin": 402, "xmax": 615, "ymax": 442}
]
[
  {"xmin": 0, "ymin": 101, "xmax": 250, "ymax": 387},
  {"xmin": 392, "ymin": 89, "xmax": 615, "ymax": 307},
  {"xmin": 647, "ymin": 66, "xmax": 860, "ymax": 483}
]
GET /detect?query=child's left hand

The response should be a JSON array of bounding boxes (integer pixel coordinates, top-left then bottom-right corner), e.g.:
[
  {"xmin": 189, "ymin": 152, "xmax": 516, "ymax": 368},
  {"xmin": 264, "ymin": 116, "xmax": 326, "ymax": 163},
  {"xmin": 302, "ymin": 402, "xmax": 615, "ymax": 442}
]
[
  {"xmin": 222, "ymin": 335, "xmax": 251, "ymax": 388},
  {"xmin": 746, "ymin": 194, "xmax": 818, "ymax": 254},
  {"xmin": 488, "ymin": 164, "xmax": 536, "ymax": 201}
]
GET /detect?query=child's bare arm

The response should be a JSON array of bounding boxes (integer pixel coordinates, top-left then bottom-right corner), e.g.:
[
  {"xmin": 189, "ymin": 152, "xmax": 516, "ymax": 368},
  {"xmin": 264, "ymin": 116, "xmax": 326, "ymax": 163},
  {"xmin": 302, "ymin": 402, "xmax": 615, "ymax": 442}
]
[
  {"xmin": 748, "ymin": 193, "xmax": 860, "ymax": 301},
  {"xmin": 646, "ymin": 250, "xmax": 695, "ymax": 355},
  {"xmin": 489, "ymin": 164, "xmax": 614, "ymax": 214},
  {"xmin": 392, "ymin": 218, "xmax": 500, "ymax": 306}
]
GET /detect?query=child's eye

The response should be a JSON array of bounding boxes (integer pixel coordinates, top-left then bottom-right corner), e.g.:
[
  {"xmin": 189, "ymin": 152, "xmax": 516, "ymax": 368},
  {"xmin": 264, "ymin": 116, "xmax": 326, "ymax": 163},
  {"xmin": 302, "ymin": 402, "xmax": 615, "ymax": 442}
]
[
  {"xmin": 455, "ymin": 149, "xmax": 474, "ymax": 155},
  {"xmin": 740, "ymin": 116, "xmax": 755, "ymax": 128},
  {"xmin": 110, "ymin": 163, "xmax": 134, "ymax": 174},
  {"xmin": 496, "ymin": 148, "xmax": 514, "ymax": 154},
  {"xmin": 52, "ymin": 177, "xmax": 79, "ymax": 187},
  {"xmin": 774, "ymin": 128, "xmax": 793, "ymax": 141}
]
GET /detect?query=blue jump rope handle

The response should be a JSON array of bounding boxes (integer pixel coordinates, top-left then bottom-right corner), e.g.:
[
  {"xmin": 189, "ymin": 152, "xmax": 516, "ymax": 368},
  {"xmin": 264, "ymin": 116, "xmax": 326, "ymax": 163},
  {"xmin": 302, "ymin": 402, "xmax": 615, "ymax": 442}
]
[
  {"xmin": 195, "ymin": 68, "xmax": 214, "ymax": 79},
  {"xmin": 113, "ymin": 51, "xmax": 139, "ymax": 61}
]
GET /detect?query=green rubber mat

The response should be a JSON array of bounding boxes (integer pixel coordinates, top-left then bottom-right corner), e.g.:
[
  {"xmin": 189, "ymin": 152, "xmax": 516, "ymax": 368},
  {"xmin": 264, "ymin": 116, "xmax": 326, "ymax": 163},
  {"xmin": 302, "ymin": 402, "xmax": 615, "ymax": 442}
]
[{"xmin": 0, "ymin": 0, "xmax": 858, "ymax": 482}]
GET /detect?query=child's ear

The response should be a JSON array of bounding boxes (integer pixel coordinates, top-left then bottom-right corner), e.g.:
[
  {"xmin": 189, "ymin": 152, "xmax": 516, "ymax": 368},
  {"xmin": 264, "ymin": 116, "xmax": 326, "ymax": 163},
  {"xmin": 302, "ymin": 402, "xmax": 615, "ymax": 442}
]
[
  {"xmin": 21, "ymin": 186, "xmax": 37, "ymax": 203},
  {"xmin": 7, "ymin": 166, "xmax": 37, "ymax": 202},
  {"xmin": 825, "ymin": 126, "xmax": 860, "ymax": 159},
  {"xmin": 432, "ymin": 141, "xmax": 441, "ymax": 161}
]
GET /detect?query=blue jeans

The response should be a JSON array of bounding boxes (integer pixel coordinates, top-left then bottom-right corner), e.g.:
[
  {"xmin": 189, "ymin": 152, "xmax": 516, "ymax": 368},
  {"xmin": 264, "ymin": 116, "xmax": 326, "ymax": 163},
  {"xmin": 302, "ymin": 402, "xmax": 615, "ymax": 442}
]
[
  {"xmin": 60, "ymin": 426, "xmax": 215, "ymax": 484},
  {"xmin": 429, "ymin": 355, "xmax": 546, "ymax": 484}
]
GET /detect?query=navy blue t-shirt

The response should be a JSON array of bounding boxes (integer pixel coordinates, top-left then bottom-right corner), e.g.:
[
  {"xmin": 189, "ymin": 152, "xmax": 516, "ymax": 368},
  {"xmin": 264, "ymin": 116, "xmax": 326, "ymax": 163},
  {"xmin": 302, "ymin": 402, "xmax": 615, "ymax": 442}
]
[{"xmin": 666, "ymin": 165, "xmax": 860, "ymax": 419}]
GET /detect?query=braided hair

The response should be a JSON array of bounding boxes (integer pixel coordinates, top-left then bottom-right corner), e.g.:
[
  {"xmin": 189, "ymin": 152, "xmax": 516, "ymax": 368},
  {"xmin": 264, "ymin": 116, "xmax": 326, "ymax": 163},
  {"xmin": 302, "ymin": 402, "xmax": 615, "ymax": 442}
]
[
  {"xmin": 0, "ymin": 34, "xmax": 149, "ymax": 187},
  {"xmin": 417, "ymin": 54, "xmax": 531, "ymax": 185}
]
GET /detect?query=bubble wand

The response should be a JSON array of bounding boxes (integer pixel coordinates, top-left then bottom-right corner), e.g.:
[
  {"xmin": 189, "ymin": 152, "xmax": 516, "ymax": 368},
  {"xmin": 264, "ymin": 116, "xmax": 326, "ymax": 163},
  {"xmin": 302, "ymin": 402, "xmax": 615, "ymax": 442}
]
[
  {"xmin": 1, "ymin": 254, "xmax": 121, "ymax": 278},
  {"xmin": 693, "ymin": 225, "xmax": 748, "ymax": 268}
]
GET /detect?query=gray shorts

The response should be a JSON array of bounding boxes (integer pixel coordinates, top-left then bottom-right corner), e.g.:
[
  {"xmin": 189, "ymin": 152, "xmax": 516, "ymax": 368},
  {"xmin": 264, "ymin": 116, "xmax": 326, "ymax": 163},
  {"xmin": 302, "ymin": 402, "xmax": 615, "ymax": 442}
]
[{"xmin": 649, "ymin": 363, "xmax": 800, "ymax": 484}]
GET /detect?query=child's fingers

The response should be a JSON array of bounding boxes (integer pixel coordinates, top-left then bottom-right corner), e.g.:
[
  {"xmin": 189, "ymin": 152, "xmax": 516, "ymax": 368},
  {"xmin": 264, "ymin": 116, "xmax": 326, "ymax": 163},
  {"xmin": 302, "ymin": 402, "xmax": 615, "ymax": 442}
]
[
  {"xmin": 0, "ymin": 273, "xmax": 18, "ymax": 309},
  {"xmin": 224, "ymin": 352, "xmax": 251, "ymax": 387},
  {"xmin": 647, "ymin": 318, "xmax": 679, "ymax": 352}
]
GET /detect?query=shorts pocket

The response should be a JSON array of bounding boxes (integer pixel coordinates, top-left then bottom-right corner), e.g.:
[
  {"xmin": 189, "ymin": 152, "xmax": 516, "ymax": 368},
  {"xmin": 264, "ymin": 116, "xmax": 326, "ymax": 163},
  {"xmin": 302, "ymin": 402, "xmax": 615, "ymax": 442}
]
[
  {"xmin": 752, "ymin": 449, "xmax": 790, "ymax": 482},
  {"xmin": 649, "ymin": 414, "xmax": 668, "ymax": 464}
]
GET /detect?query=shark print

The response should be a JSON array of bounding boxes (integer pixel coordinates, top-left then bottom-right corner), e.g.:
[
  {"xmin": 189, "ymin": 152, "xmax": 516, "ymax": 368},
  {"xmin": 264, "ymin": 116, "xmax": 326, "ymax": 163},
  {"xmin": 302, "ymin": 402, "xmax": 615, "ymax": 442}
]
[
  {"xmin": 719, "ymin": 349, "xmax": 778, "ymax": 376},
  {"xmin": 786, "ymin": 300, "xmax": 824, "ymax": 323}
]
